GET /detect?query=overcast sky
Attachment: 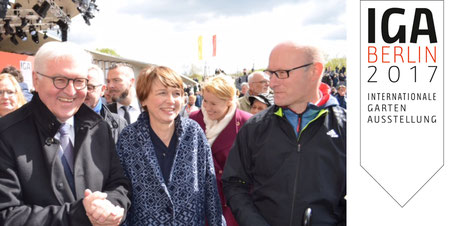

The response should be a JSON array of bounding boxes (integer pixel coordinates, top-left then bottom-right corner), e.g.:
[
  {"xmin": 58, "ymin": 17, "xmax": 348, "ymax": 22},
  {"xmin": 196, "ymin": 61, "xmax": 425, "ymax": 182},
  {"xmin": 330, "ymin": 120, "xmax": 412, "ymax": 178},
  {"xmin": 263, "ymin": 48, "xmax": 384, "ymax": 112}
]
[{"xmin": 68, "ymin": 0, "xmax": 346, "ymax": 75}]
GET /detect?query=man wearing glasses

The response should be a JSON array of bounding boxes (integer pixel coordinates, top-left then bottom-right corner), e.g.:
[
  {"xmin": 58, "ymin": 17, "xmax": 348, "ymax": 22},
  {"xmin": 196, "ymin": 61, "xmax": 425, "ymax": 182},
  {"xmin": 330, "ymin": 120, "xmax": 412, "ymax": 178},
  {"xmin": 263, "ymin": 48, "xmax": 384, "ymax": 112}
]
[
  {"xmin": 0, "ymin": 42, "xmax": 131, "ymax": 225},
  {"xmin": 223, "ymin": 41, "xmax": 346, "ymax": 226},
  {"xmin": 237, "ymin": 71, "xmax": 273, "ymax": 113},
  {"xmin": 84, "ymin": 64, "xmax": 128, "ymax": 143}
]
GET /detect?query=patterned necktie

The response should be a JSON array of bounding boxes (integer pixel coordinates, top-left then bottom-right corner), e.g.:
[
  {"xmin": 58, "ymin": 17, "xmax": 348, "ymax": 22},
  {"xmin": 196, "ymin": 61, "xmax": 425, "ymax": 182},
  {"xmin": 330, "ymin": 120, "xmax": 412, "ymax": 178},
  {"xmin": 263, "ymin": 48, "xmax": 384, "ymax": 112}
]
[
  {"xmin": 121, "ymin": 106, "xmax": 131, "ymax": 124},
  {"xmin": 59, "ymin": 123, "xmax": 75, "ymax": 194}
]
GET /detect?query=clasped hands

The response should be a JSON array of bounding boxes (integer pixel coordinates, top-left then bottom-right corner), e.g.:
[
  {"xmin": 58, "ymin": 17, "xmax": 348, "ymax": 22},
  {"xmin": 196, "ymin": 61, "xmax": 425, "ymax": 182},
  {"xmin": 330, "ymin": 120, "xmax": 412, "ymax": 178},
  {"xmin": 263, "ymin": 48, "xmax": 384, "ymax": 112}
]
[{"xmin": 83, "ymin": 189, "xmax": 124, "ymax": 226}]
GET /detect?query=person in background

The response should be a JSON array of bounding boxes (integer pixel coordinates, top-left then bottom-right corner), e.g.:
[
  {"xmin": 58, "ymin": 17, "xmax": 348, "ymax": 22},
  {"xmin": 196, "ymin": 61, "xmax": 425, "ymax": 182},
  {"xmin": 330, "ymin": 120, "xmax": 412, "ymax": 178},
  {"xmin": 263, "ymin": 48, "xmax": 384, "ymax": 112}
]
[
  {"xmin": 107, "ymin": 63, "xmax": 141, "ymax": 124},
  {"xmin": 195, "ymin": 90, "xmax": 203, "ymax": 108},
  {"xmin": 104, "ymin": 87, "xmax": 113, "ymax": 104},
  {"xmin": 1, "ymin": 66, "xmax": 33, "ymax": 102},
  {"xmin": 223, "ymin": 41, "xmax": 346, "ymax": 226},
  {"xmin": 116, "ymin": 65, "xmax": 225, "ymax": 225},
  {"xmin": 249, "ymin": 94, "xmax": 271, "ymax": 115},
  {"xmin": 235, "ymin": 68, "xmax": 248, "ymax": 89},
  {"xmin": 84, "ymin": 64, "xmax": 128, "ymax": 143},
  {"xmin": 190, "ymin": 75, "xmax": 252, "ymax": 226},
  {"xmin": 179, "ymin": 94, "xmax": 199, "ymax": 118},
  {"xmin": 0, "ymin": 41, "xmax": 131, "ymax": 225},
  {"xmin": 331, "ymin": 86, "xmax": 338, "ymax": 96},
  {"xmin": 239, "ymin": 82, "xmax": 249, "ymax": 98},
  {"xmin": 336, "ymin": 85, "xmax": 347, "ymax": 109},
  {"xmin": 0, "ymin": 73, "xmax": 27, "ymax": 117},
  {"xmin": 238, "ymin": 71, "xmax": 272, "ymax": 113}
]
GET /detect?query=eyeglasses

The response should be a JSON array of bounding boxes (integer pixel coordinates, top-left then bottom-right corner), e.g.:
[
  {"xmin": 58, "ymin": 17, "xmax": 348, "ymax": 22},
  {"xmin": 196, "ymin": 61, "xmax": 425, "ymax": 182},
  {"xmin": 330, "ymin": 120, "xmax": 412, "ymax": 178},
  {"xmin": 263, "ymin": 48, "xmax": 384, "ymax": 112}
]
[
  {"xmin": 87, "ymin": 84, "xmax": 103, "ymax": 92},
  {"xmin": 0, "ymin": 90, "xmax": 16, "ymax": 97},
  {"xmin": 36, "ymin": 72, "xmax": 89, "ymax": 90},
  {"xmin": 264, "ymin": 63, "xmax": 313, "ymax": 79},
  {"xmin": 253, "ymin": 80, "xmax": 270, "ymax": 85}
]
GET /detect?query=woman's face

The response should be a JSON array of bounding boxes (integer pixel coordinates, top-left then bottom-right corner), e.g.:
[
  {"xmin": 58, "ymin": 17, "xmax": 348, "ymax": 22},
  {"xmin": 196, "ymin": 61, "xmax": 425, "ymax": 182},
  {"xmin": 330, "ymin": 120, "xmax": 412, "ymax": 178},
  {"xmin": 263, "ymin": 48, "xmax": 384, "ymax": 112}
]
[
  {"xmin": 142, "ymin": 79, "xmax": 183, "ymax": 125},
  {"xmin": 0, "ymin": 79, "xmax": 18, "ymax": 117},
  {"xmin": 250, "ymin": 100, "xmax": 268, "ymax": 115},
  {"xmin": 202, "ymin": 90, "xmax": 231, "ymax": 121}
]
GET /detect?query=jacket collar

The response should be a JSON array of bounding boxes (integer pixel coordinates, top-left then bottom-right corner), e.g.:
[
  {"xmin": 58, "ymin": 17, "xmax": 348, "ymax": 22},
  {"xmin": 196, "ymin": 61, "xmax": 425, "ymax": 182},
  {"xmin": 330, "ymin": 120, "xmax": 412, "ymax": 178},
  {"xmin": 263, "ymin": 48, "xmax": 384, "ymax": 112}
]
[
  {"xmin": 30, "ymin": 93, "xmax": 103, "ymax": 138},
  {"xmin": 135, "ymin": 111, "xmax": 183, "ymax": 142}
]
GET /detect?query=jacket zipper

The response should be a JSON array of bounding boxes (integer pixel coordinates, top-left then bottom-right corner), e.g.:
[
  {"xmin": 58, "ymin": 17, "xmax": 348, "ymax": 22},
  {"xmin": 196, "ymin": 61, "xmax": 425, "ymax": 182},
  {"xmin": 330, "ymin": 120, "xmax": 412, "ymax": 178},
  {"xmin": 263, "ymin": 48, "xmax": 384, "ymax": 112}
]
[
  {"xmin": 287, "ymin": 109, "xmax": 329, "ymax": 226},
  {"xmin": 289, "ymin": 143, "xmax": 302, "ymax": 226}
]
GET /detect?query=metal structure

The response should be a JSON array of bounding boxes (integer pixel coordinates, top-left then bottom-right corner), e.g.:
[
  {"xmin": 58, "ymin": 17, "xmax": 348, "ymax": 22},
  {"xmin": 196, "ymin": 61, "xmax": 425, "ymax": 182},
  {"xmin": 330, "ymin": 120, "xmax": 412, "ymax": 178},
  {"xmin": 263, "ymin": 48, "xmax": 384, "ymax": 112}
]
[{"xmin": 0, "ymin": 0, "xmax": 97, "ymax": 44}]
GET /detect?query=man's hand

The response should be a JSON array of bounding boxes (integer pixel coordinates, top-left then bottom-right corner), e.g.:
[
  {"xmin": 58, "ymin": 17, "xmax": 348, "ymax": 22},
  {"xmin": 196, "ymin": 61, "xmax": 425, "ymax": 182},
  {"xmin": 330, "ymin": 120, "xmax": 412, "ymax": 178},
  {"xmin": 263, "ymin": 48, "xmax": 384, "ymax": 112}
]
[{"xmin": 83, "ymin": 189, "xmax": 124, "ymax": 226}]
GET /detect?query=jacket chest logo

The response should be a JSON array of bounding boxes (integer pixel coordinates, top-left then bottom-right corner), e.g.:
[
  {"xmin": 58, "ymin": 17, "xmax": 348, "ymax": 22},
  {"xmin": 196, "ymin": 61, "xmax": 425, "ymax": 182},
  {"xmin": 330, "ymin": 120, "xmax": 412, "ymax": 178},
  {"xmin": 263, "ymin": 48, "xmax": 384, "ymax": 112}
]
[{"xmin": 326, "ymin": 129, "xmax": 339, "ymax": 138}]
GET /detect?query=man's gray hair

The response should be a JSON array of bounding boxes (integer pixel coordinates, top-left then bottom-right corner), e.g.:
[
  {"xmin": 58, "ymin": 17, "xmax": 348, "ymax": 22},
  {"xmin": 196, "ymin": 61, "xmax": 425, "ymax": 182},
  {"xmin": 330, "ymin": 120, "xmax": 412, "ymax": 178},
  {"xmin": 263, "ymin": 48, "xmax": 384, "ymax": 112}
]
[
  {"xmin": 300, "ymin": 45, "xmax": 325, "ymax": 65},
  {"xmin": 240, "ymin": 82, "xmax": 249, "ymax": 88},
  {"xmin": 248, "ymin": 71, "xmax": 269, "ymax": 83},
  {"xmin": 89, "ymin": 64, "xmax": 105, "ymax": 85},
  {"xmin": 108, "ymin": 63, "xmax": 134, "ymax": 79},
  {"xmin": 34, "ymin": 41, "xmax": 92, "ymax": 74}
]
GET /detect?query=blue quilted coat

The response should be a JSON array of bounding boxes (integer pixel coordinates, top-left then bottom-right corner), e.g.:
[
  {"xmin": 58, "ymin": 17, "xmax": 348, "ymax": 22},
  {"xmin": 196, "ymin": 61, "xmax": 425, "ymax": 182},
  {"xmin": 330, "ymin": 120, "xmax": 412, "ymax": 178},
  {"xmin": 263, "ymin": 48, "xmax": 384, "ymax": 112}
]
[{"xmin": 116, "ymin": 112, "xmax": 225, "ymax": 225}]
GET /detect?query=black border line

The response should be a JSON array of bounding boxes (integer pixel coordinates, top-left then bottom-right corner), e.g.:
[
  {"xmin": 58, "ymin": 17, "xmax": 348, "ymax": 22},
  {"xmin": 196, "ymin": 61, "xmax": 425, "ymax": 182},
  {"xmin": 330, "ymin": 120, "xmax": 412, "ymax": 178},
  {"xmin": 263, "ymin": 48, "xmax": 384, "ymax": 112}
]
[{"xmin": 359, "ymin": 0, "xmax": 445, "ymax": 208}]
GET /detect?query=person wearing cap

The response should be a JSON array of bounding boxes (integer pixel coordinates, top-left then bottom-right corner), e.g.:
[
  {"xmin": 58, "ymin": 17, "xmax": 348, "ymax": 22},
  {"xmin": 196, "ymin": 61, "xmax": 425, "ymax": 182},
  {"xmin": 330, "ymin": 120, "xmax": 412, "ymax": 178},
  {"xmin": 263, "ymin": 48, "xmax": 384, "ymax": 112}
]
[
  {"xmin": 237, "ymin": 71, "xmax": 273, "ymax": 113},
  {"xmin": 249, "ymin": 94, "xmax": 272, "ymax": 115}
]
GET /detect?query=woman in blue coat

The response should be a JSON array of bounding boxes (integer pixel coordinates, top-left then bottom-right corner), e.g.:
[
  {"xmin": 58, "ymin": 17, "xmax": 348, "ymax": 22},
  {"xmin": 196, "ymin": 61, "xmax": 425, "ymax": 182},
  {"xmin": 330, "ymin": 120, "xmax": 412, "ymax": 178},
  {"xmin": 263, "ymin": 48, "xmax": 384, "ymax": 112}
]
[{"xmin": 116, "ymin": 65, "xmax": 225, "ymax": 225}]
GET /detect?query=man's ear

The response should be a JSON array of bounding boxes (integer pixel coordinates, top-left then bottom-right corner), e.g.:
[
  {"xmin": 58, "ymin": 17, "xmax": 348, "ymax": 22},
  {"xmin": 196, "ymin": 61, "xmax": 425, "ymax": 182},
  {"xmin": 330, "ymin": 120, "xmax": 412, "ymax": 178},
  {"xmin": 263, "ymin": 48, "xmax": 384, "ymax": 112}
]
[
  {"xmin": 100, "ymin": 84, "xmax": 106, "ymax": 96},
  {"xmin": 130, "ymin": 77, "xmax": 135, "ymax": 88},
  {"xmin": 311, "ymin": 62, "xmax": 324, "ymax": 81},
  {"xmin": 32, "ymin": 71, "xmax": 39, "ymax": 91}
]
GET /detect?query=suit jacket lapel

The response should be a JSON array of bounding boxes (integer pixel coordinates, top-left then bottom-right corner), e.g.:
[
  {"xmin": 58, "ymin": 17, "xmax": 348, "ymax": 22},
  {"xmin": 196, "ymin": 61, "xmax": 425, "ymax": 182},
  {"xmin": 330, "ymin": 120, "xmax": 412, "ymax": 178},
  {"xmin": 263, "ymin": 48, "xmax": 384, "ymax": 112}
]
[
  {"xmin": 31, "ymin": 95, "xmax": 76, "ymax": 204},
  {"xmin": 107, "ymin": 102, "xmax": 118, "ymax": 113},
  {"xmin": 42, "ymin": 138, "xmax": 76, "ymax": 204}
]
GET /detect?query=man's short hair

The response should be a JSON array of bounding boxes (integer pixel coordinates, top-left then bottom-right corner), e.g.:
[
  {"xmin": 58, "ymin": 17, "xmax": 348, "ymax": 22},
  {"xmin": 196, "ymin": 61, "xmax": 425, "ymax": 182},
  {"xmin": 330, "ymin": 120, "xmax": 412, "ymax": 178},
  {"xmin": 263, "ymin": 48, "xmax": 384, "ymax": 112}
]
[
  {"xmin": 248, "ymin": 71, "xmax": 268, "ymax": 83},
  {"xmin": 108, "ymin": 63, "xmax": 134, "ymax": 79},
  {"xmin": 240, "ymin": 82, "xmax": 249, "ymax": 88},
  {"xmin": 301, "ymin": 46, "xmax": 325, "ymax": 65},
  {"xmin": 188, "ymin": 94, "xmax": 197, "ymax": 102},
  {"xmin": 34, "ymin": 41, "xmax": 92, "ymax": 75},
  {"xmin": 109, "ymin": 62, "xmax": 133, "ymax": 70},
  {"xmin": 89, "ymin": 64, "xmax": 105, "ymax": 85}
]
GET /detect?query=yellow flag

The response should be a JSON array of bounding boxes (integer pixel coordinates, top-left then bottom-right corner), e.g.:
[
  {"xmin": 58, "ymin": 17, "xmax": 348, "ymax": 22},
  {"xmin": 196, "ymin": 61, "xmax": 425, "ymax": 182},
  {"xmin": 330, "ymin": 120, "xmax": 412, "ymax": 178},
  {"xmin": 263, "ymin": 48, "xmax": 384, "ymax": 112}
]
[{"xmin": 198, "ymin": 36, "xmax": 203, "ymax": 60}]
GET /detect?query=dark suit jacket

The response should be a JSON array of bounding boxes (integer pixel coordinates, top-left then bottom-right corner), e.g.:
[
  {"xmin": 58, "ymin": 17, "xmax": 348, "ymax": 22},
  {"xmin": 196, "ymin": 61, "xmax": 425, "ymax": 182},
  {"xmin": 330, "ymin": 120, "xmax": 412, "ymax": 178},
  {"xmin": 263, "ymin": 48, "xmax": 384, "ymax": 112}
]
[
  {"xmin": 100, "ymin": 104, "xmax": 128, "ymax": 143},
  {"xmin": 107, "ymin": 102, "xmax": 143, "ymax": 114},
  {"xmin": 107, "ymin": 102, "xmax": 119, "ymax": 113},
  {"xmin": 0, "ymin": 94, "xmax": 131, "ymax": 226}
]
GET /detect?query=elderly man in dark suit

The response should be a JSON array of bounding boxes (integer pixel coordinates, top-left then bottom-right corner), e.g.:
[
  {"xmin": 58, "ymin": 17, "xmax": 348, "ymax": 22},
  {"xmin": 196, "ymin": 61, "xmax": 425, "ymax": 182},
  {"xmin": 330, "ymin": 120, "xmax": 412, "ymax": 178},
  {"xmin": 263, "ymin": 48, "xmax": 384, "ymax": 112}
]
[{"xmin": 0, "ymin": 41, "xmax": 131, "ymax": 226}]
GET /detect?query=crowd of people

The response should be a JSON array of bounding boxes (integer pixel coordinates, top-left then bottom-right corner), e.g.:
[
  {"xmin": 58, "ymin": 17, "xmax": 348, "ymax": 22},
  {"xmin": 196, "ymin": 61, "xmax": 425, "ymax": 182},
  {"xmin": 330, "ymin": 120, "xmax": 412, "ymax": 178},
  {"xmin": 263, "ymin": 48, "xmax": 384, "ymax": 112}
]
[
  {"xmin": 0, "ymin": 40, "xmax": 346, "ymax": 226},
  {"xmin": 321, "ymin": 66, "xmax": 347, "ymax": 109}
]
